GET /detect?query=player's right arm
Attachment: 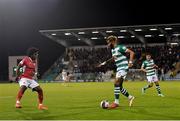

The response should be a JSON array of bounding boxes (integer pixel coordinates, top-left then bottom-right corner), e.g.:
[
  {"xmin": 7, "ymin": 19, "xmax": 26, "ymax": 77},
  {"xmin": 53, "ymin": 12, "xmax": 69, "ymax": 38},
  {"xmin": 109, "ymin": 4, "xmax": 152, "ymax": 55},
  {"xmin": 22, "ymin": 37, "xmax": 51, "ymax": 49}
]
[
  {"xmin": 140, "ymin": 62, "xmax": 146, "ymax": 73},
  {"xmin": 16, "ymin": 64, "xmax": 23, "ymax": 78},
  {"xmin": 97, "ymin": 57, "xmax": 114, "ymax": 67}
]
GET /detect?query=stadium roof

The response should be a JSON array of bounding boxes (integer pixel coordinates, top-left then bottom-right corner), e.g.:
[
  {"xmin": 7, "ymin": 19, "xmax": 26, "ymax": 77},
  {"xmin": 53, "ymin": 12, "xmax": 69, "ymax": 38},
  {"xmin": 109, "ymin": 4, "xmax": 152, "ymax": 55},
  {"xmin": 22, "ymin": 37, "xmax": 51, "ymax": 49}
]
[{"xmin": 40, "ymin": 23, "xmax": 180, "ymax": 47}]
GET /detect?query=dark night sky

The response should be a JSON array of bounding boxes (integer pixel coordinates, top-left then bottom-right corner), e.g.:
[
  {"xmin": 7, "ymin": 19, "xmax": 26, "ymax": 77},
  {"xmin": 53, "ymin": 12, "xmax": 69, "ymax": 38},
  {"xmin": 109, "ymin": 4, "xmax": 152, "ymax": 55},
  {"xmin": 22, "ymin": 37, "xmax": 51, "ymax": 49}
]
[{"xmin": 0, "ymin": 0, "xmax": 179, "ymax": 80}]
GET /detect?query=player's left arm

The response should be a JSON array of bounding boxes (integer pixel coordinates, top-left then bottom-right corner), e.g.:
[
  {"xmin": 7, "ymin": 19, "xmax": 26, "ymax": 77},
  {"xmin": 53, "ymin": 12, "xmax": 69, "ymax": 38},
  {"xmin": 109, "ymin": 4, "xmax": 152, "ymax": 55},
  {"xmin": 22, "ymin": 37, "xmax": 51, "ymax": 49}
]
[
  {"xmin": 140, "ymin": 66, "xmax": 147, "ymax": 73},
  {"xmin": 153, "ymin": 64, "xmax": 158, "ymax": 69},
  {"xmin": 126, "ymin": 48, "xmax": 135, "ymax": 67},
  {"xmin": 33, "ymin": 72, "xmax": 38, "ymax": 80},
  {"xmin": 140, "ymin": 62, "xmax": 146, "ymax": 72}
]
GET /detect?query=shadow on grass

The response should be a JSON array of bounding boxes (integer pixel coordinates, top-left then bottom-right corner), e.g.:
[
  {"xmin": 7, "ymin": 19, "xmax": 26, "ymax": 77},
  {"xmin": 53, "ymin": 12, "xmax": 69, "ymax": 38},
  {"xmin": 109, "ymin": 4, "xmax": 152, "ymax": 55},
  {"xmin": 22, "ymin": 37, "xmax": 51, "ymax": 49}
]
[{"xmin": 15, "ymin": 107, "xmax": 56, "ymax": 120}]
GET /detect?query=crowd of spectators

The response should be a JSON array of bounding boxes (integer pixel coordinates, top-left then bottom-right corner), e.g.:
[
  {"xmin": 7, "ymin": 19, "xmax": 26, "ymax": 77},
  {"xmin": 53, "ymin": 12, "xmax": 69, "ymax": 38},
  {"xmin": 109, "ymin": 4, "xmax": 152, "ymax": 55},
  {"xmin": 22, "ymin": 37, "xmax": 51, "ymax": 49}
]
[
  {"xmin": 133, "ymin": 45, "xmax": 180, "ymax": 74},
  {"xmin": 65, "ymin": 47, "xmax": 115, "ymax": 73},
  {"xmin": 65, "ymin": 45, "xmax": 180, "ymax": 75}
]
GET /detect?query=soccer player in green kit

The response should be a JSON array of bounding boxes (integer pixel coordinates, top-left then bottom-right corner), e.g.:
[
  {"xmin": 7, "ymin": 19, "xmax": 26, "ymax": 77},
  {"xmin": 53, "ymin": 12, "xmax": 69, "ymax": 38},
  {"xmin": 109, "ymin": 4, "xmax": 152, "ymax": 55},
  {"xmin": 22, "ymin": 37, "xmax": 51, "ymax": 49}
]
[
  {"xmin": 100, "ymin": 35, "xmax": 135, "ymax": 109},
  {"xmin": 141, "ymin": 53, "xmax": 164, "ymax": 97}
]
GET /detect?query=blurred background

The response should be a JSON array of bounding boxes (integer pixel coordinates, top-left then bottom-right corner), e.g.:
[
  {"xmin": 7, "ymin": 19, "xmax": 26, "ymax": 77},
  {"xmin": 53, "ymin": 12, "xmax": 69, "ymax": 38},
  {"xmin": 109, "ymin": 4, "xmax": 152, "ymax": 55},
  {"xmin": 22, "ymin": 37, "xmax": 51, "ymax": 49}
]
[{"xmin": 0, "ymin": 0, "xmax": 179, "ymax": 81}]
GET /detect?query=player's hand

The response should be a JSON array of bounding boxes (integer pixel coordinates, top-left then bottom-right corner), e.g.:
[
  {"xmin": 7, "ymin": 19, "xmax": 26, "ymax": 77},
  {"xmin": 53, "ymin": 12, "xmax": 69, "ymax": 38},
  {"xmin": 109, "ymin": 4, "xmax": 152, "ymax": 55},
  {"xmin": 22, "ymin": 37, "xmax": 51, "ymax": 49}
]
[
  {"xmin": 112, "ymin": 56, "xmax": 117, "ymax": 60},
  {"xmin": 140, "ymin": 69, "xmax": 146, "ymax": 73},
  {"xmin": 128, "ymin": 63, "xmax": 133, "ymax": 68},
  {"xmin": 128, "ymin": 61, "xmax": 133, "ymax": 68},
  {"xmin": 97, "ymin": 61, "xmax": 106, "ymax": 67},
  {"xmin": 153, "ymin": 65, "xmax": 158, "ymax": 69},
  {"xmin": 15, "ymin": 77, "xmax": 20, "ymax": 83}
]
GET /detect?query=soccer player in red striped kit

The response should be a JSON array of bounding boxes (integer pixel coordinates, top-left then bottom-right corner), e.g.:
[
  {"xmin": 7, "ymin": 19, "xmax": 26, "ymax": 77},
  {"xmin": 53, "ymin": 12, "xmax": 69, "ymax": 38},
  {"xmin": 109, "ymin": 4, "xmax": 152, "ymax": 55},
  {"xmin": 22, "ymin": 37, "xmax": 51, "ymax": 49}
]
[{"xmin": 15, "ymin": 47, "xmax": 48, "ymax": 110}]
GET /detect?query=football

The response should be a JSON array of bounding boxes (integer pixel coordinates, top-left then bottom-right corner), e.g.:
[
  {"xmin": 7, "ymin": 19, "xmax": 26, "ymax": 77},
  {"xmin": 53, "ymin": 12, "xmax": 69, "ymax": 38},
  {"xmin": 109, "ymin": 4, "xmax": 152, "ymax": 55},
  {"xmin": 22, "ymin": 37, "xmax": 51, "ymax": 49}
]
[{"xmin": 100, "ymin": 100, "xmax": 109, "ymax": 109}]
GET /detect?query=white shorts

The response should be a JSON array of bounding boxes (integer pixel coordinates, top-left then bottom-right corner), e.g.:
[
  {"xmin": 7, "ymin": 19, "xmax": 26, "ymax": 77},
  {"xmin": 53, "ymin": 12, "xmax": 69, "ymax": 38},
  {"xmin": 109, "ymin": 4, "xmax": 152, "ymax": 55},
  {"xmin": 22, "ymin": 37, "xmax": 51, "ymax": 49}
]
[
  {"xmin": 62, "ymin": 76, "xmax": 68, "ymax": 81},
  {"xmin": 147, "ymin": 75, "xmax": 158, "ymax": 83},
  {"xmin": 116, "ymin": 70, "xmax": 127, "ymax": 79},
  {"xmin": 19, "ymin": 78, "xmax": 39, "ymax": 89}
]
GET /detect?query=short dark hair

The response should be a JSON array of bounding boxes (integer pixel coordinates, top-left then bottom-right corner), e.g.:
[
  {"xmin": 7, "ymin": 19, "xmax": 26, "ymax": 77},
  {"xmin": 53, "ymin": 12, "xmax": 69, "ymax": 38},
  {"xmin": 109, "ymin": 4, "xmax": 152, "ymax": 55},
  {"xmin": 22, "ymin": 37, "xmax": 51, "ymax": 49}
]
[
  {"xmin": 27, "ymin": 47, "xmax": 39, "ymax": 57},
  {"xmin": 146, "ymin": 52, "xmax": 151, "ymax": 56}
]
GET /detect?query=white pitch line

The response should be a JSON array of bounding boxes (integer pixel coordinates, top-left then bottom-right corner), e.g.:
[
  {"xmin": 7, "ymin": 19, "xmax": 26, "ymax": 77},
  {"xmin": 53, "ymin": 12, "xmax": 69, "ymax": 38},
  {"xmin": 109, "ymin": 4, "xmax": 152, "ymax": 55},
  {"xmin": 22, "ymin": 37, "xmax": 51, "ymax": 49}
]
[{"xmin": 0, "ymin": 96, "xmax": 14, "ymax": 99}]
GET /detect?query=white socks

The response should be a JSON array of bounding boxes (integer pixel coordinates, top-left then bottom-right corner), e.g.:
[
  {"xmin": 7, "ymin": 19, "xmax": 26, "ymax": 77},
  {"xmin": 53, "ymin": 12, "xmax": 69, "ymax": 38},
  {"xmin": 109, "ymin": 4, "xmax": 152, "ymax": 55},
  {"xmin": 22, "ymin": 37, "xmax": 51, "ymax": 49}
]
[
  {"xmin": 128, "ymin": 95, "xmax": 133, "ymax": 100},
  {"xmin": 115, "ymin": 99, "xmax": 119, "ymax": 104},
  {"xmin": 16, "ymin": 100, "xmax": 20, "ymax": 104}
]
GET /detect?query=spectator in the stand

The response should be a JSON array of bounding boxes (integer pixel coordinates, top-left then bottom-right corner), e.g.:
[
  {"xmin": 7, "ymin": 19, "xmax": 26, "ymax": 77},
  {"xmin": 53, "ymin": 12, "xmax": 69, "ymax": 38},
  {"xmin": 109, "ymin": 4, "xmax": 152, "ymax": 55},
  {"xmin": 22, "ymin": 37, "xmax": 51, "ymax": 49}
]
[
  {"xmin": 61, "ymin": 69, "xmax": 70, "ymax": 86},
  {"xmin": 157, "ymin": 67, "xmax": 161, "ymax": 80},
  {"xmin": 161, "ymin": 67, "xmax": 165, "ymax": 81},
  {"xmin": 170, "ymin": 67, "xmax": 175, "ymax": 79},
  {"xmin": 62, "ymin": 69, "xmax": 67, "ymax": 80}
]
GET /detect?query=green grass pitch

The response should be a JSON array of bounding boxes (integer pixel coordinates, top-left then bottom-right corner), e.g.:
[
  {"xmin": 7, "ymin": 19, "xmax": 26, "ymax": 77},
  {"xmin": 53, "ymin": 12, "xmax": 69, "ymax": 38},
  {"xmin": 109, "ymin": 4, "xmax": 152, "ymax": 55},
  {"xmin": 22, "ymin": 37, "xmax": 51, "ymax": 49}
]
[{"xmin": 0, "ymin": 81, "xmax": 180, "ymax": 120}]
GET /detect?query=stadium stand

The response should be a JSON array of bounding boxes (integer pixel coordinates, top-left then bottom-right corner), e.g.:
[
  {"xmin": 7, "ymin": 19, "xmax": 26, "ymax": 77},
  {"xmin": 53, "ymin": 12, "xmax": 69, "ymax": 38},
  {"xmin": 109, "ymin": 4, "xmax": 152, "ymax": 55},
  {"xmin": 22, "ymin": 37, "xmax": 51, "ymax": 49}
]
[
  {"xmin": 63, "ymin": 45, "xmax": 179, "ymax": 81},
  {"xmin": 40, "ymin": 24, "xmax": 180, "ymax": 81},
  {"xmin": 42, "ymin": 44, "xmax": 179, "ymax": 82}
]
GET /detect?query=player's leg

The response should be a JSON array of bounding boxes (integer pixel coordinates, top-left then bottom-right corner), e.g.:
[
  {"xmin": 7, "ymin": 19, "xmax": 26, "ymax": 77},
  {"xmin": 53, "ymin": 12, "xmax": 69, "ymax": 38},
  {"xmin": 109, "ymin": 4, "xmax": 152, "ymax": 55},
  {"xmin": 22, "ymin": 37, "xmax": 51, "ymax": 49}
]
[
  {"xmin": 108, "ymin": 78, "xmax": 120, "ymax": 109},
  {"xmin": 15, "ymin": 86, "xmax": 27, "ymax": 108},
  {"xmin": 64, "ymin": 76, "xmax": 69, "ymax": 86},
  {"xmin": 118, "ymin": 76, "xmax": 135, "ymax": 107},
  {"xmin": 142, "ymin": 82, "xmax": 153, "ymax": 94},
  {"xmin": 154, "ymin": 76, "xmax": 164, "ymax": 97},
  {"xmin": 114, "ymin": 79, "xmax": 120, "ymax": 105},
  {"xmin": 33, "ymin": 86, "xmax": 48, "ymax": 110},
  {"xmin": 15, "ymin": 78, "xmax": 28, "ymax": 108},
  {"xmin": 62, "ymin": 76, "xmax": 68, "ymax": 86},
  {"xmin": 142, "ymin": 76, "xmax": 153, "ymax": 94},
  {"xmin": 109, "ymin": 70, "xmax": 134, "ymax": 108},
  {"xmin": 119, "ymin": 77, "xmax": 129, "ymax": 97},
  {"xmin": 30, "ymin": 80, "xmax": 48, "ymax": 110}
]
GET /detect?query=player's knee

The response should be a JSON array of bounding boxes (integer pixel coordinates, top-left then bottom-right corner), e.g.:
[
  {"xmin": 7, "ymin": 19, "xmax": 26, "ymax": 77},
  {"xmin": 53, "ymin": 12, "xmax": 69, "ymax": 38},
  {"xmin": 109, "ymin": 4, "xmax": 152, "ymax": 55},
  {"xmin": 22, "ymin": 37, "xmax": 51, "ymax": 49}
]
[
  {"xmin": 114, "ymin": 82, "xmax": 119, "ymax": 87},
  {"xmin": 32, "ymin": 86, "xmax": 42, "ymax": 93},
  {"xmin": 154, "ymin": 82, "xmax": 159, "ymax": 86},
  {"xmin": 20, "ymin": 86, "xmax": 27, "ymax": 92},
  {"xmin": 114, "ymin": 79, "xmax": 120, "ymax": 85},
  {"xmin": 119, "ymin": 77, "xmax": 124, "ymax": 86},
  {"xmin": 149, "ymin": 83, "xmax": 153, "ymax": 87},
  {"xmin": 155, "ymin": 84, "xmax": 159, "ymax": 86},
  {"xmin": 37, "ymin": 87, "xmax": 43, "ymax": 93},
  {"xmin": 32, "ymin": 87, "xmax": 37, "ymax": 92}
]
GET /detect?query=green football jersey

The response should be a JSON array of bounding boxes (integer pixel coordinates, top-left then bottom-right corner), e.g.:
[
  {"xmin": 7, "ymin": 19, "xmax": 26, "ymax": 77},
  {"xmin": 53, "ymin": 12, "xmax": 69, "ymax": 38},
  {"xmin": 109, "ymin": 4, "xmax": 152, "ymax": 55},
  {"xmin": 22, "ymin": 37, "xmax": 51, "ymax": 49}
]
[
  {"xmin": 141, "ymin": 59, "xmax": 156, "ymax": 76},
  {"xmin": 111, "ymin": 45, "xmax": 128, "ymax": 72}
]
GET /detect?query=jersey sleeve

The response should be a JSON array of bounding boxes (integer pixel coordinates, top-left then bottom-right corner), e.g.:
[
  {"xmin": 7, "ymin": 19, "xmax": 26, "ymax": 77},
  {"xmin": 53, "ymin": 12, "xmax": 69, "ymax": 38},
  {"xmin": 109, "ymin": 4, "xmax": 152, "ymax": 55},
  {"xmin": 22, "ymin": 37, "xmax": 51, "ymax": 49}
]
[
  {"xmin": 118, "ymin": 45, "xmax": 127, "ymax": 53},
  {"xmin": 19, "ymin": 57, "xmax": 27, "ymax": 66},
  {"xmin": 141, "ymin": 61, "xmax": 145, "ymax": 68},
  {"xmin": 152, "ymin": 59, "xmax": 155, "ymax": 65}
]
